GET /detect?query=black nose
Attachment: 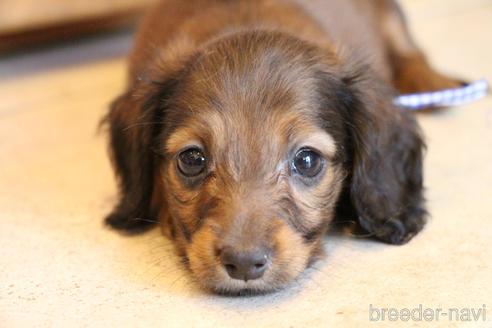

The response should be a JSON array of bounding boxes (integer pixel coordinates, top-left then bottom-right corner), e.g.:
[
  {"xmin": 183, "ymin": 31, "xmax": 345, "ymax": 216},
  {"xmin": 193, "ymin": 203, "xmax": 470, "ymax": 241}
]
[{"xmin": 220, "ymin": 247, "xmax": 269, "ymax": 281}]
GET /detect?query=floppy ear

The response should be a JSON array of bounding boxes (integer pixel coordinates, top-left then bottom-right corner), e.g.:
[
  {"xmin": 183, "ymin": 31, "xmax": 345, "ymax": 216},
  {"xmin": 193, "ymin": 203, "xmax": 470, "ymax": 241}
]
[
  {"xmin": 103, "ymin": 39, "xmax": 199, "ymax": 234},
  {"xmin": 104, "ymin": 80, "xmax": 171, "ymax": 233},
  {"xmin": 339, "ymin": 71, "xmax": 427, "ymax": 244},
  {"xmin": 105, "ymin": 84, "xmax": 162, "ymax": 233}
]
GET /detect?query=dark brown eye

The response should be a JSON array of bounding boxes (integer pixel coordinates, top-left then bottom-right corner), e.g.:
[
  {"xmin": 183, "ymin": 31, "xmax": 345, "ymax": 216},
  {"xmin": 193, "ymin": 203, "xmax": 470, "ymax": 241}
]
[
  {"xmin": 292, "ymin": 148, "xmax": 323, "ymax": 178},
  {"xmin": 177, "ymin": 148, "xmax": 206, "ymax": 177}
]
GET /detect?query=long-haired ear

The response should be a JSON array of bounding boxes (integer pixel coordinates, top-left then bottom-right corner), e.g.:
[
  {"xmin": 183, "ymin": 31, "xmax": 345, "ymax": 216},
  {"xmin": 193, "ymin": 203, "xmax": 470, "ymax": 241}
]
[
  {"xmin": 103, "ymin": 39, "xmax": 198, "ymax": 234},
  {"xmin": 103, "ymin": 80, "xmax": 170, "ymax": 233},
  {"xmin": 340, "ymin": 70, "xmax": 427, "ymax": 244}
]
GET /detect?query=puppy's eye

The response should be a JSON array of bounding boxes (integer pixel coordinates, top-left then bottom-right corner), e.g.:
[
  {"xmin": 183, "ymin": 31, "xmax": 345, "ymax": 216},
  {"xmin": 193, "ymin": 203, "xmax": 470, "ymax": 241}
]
[
  {"xmin": 177, "ymin": 148, "xmax": 206, "ymax": 177},
  {"xmin": 292, "ymin": 148, "xmax": 323, "ymax": 178}
]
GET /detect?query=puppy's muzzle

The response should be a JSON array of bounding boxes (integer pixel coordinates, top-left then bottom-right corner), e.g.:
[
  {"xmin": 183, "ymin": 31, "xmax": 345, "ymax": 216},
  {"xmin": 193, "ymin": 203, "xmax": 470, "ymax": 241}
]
[{"xmin": 219, "ymin": 246, "xmax": 269, "ymax": 281}]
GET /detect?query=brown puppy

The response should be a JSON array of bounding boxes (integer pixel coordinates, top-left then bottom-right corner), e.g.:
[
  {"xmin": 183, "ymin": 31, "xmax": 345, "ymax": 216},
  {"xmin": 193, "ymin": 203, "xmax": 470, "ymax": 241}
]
[{"xmin": 104, "ymin": 0, "xmax": 460, "ymax": 294}]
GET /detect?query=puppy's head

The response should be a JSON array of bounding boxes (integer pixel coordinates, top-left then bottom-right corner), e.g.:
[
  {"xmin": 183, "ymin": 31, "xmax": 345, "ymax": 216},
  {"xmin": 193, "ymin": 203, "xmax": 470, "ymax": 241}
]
[{"xmin": 105, "ymin": 31, "xmax": 425, "ymax": 293}]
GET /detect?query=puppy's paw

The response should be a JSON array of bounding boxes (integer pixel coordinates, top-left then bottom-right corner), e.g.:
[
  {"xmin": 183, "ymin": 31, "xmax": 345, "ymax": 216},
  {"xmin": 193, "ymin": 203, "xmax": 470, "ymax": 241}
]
[
  {"xmin": 359, "ymin": 210, "xmax": 426, "ymax": 245},
  {"xmin": 105, "ymin": 210, "xmax": 156, "ymax": 235}
]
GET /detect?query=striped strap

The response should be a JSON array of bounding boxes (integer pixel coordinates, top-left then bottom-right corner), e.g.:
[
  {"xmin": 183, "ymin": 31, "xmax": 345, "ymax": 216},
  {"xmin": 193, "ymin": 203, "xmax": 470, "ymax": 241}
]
[{"xmin": 394, "ymin": 79, "xmax": 490, "ymax": 110}]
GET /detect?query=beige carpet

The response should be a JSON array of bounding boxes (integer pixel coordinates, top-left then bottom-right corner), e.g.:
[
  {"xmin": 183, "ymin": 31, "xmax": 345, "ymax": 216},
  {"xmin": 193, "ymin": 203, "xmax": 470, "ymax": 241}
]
[{"xmin": 1, "ymin": 1, "xmax": 491, "ymax": 327}]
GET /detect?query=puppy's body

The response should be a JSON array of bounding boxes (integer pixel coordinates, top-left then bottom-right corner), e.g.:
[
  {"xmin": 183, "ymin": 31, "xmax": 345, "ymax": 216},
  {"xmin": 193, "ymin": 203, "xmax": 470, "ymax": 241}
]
[
  {"xmin": 105, "ymin": 0, "xmax": 459, "ymax": 293},
  {"xmin": 128, "ymin": 0, "xmax": 457, "ymax": 92}
]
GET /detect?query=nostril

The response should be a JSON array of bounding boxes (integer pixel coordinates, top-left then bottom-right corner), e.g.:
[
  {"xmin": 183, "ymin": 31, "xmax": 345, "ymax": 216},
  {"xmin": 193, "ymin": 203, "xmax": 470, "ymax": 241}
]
[
  {"xmin": 224, "ymin": 264, "xmax": 237, "ymax": 274},
  {"xmin": 254, "ymin": 262, "xmax": 265, "ymax": 269},
  {"xmin": 253, "ymin": 253, "xmax": 268, "ymax": 269}
]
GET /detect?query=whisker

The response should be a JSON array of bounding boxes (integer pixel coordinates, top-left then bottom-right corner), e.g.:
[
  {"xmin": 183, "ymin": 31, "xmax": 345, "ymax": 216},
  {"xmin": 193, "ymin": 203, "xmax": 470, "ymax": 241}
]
[
  {"xmin": 330, "ymin": 219, "xmax": 358, "ymax": 225},
  {"xmin": 130, "ymin": 217, "xmax": 161, "ymax": 224},
  {"xmin": 169, "ymin": 273, "xmax": 189, "ymax": 289},
  {"xmin": 123, "ymin": 121, "xmax": 165, "ymax": 131}
]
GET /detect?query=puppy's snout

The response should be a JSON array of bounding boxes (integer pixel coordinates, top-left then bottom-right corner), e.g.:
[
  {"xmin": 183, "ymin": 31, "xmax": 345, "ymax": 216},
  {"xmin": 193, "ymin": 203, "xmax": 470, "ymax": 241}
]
[{"xmin": 220, "ymin": 247, "xmax": 269, "ymax": 281}]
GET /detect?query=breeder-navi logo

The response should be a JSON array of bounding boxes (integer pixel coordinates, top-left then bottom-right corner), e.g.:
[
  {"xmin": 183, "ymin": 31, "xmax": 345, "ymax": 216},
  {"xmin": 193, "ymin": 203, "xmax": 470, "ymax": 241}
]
[{"xmin": 369, "ymin": 304, "xmax": 487, "ymax": 322}]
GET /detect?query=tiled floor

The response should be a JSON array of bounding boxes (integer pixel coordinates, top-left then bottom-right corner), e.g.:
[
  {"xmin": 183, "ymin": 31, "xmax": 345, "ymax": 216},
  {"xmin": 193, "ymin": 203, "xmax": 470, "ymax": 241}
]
[{"xmin": 1, "ymin": 1, "xmax": 491, "ymax": 327}]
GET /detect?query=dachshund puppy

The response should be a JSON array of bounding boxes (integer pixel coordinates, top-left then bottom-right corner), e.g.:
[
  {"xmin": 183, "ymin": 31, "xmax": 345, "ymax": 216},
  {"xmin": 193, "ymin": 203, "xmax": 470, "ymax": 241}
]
[{"xmin": 104, "ymin": 0, "xmax": 460, "ymax": 294}]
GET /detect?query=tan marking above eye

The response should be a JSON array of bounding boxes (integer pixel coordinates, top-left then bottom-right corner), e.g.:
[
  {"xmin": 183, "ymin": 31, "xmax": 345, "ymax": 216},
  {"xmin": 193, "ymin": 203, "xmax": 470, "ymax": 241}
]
[
  {"xmin": 292, "ymin": 130, "xmax": 337, "ymax": 158},
  {"xmin": 165, "ymin": 128, "xmax": 203, "ymax": 155}
]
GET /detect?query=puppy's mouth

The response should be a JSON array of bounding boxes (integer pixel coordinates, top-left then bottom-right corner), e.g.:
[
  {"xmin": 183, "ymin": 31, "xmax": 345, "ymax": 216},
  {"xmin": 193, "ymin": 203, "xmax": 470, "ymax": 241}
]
[
  {"xmin": 183, "ymin": 220, "xmax": 314, "ymax": 294},
  {"xmin": 201, "ymin": 264, "xmax": 287, "ymax": 295},
  {"xmin": 212, "ymin": 276, "xmax": 277, "ymax": 295}
]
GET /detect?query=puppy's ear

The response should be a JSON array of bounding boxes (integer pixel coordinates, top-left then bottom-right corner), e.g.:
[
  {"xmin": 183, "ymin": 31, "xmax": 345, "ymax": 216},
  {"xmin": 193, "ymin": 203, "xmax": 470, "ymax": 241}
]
[
  {"xmin": 104, "ymin": 80, "xmax": 171, "ymax": 233},
  {"xmin": 338, "ymin": 70, "xmax": 427, "ymax": 244},
  {"xmin": 103, "ymin": 40, "xmax": 198, "ymax": 234}
]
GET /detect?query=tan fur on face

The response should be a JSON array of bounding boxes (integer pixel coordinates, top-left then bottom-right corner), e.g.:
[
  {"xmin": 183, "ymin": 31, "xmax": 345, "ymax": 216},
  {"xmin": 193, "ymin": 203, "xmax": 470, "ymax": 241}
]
[{"xmin": 157, "ymin": 34, "xmax": 348, "ymax": 293}]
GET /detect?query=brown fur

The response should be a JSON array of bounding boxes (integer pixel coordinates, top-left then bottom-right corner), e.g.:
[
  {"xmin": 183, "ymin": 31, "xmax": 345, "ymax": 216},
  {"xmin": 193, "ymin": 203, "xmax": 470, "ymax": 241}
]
[{"xmin": 103, "ymin": 0, "xmax": 460, "ymax": 294}]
